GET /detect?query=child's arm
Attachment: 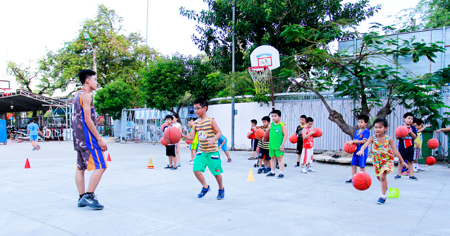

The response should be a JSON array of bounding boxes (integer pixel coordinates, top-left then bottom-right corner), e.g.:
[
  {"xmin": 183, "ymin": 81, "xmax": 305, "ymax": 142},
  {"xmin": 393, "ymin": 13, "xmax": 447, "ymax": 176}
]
[
  {"xmin": 302, "ymin": 128, "xmax": 315, "ymax": 139},
  {"xmin": 356, "ymin": 137, "xmax": 372, "ymax": 156},
  {"xmin": 262, "ymin": 127, "xmax": 270, "ymax": 143},
  {"xmin": 280, "ymin": 124, "xmax": 288, "ymax": 151},
  {"xmin": 409, "ymin": 128, "xmax": 417, "ymax": 139},
  {"xmin": 436, "ymin": 127, "xmax": 450, "ymax": 133},
  {"xmin": 82, "ymin": 93, "xmax": 107, "ymax": 151},
  {"xmin": 417, "ymin": 125, "xmax": 431, "ymax": 133},
  {"xmin": 389, "ymin": 137, "xmax": 407, "ymax": 167},
  {"xmin": 209, "ymin": 118, "xmax": 223, "ymax": 146},
  {"xmin": 348, "ymin": 139, "xmax": 366, "ymax": 145},
  {"xmin": 182, "ymin": 126, "xmax": 195, "ymax": 140}
]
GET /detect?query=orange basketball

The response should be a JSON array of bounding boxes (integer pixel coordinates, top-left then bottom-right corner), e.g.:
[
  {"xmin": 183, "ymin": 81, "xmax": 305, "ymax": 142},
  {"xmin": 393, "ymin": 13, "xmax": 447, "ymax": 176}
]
[
  {"xmin": 343, "ymin": 141, "xmax": 357, "ymax": 153},
  {"xmin": 186, "ymin": 139, "xmax": 193, "ymax": 145},
  {"xmin": 427, "ymin": 138, "xmax": 439, "ymax": 149},
  {"xmin": 247, "ymin": 132, "xmax": 253, "ymax": 139},
  {"xmin": 161, "ymin": 123, "xmax": 168, "ymax": 131},
  {"xmin": 163, "ymin": 127, "xmax": 181, "ymax": 144},
  {"xmin": 312, "ymin": 128, "xmax": 322, "ymax": 137},
  {"xmin": 425, "ymin": 156, "xmax": 436, "ymax": 166},
  {"xmin": 352, "ymin": 172, "xmax": 372, "ymax": 191},
  {"xmin": 289, "ymin": 134, "xmax": 298, "ymax": 143},
  {"xmin": 395, "ymin": 126, "xmax": 408, "ymax": 138},
  {"xmin": 160, "ymin": 137, "xmax": 168, "ymax": 146},
  {"xmin": 255, "ymin": 129, "xmax": 265, "ymax": 139},
  {"xmin": 264, "ymin": 129, "xmax": 270, "ymax": 141}
]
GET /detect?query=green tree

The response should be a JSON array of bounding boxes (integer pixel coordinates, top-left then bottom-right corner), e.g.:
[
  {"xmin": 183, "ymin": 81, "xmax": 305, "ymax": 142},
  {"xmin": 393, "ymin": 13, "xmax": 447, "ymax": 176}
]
[
  {"xmin": 180, "ymin": 0, "xmax": 380, "ymax": 74},
  {"xmin": 139, "ymin": 54, "xmax": 222, "ymax": 115},
  {"xmin": 395, "ymin": 0, "xmax": 450, "ymax": 30},
  {"xmin": 94, "ymin": 79, "xmax": 134, "ymax": 120},
  {"xmin": 281, "ymin": 24, "xmax": 449, "ymax": 137}
]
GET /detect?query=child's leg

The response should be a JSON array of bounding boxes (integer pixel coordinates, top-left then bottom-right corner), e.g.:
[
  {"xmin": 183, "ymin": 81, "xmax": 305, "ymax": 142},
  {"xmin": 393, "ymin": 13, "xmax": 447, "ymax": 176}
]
[
  {"xmin": 190, "ymin": 149, "xmax": 196, "ymax": 161},
  {"xmin": 87, "ymin": 168, "xmax": 106, "ymax": 193},
  {"xmin": 296, "ymin": 154, "xmax": 301, "ymax": 164},
  {"xmin": 176, "ymin": 146, "xmax": 180, "ymax": 163},
  {"xmin": 408, "ymin": 161, "xmax": 414, "ymax": 177},
  {"xmin": 224, "ymin": 151, "xmax": 231, "ymax": 161},
  {"xmin": 258, "ymin": 157, "xmax": 263, "ymax": 167},
  {"xmin": 264, "ymin": 159, "xmax": 270, "ymax": 168},
  {"xmin": 380, "ymin": 172, "xmax": 388, "ymax": 195},
  {"xmin": 194, "ymin": 171, "xmax": 208, "ymax": 188},
  {"xmin": 214, "ymin": 173, "xmax": 224, "ymax": 190},
  {"xmin": 75, "ymin": 170, "xmax": 86, "ymax": 195},
  {"xmin": 351, "ymin": 165, "xmax": 357, "ymax": 177},
  {"xmin": 359, "ymin": 167, "xmax": 365, "ymax": 172},
  {"xmin": 270, "ymin": 157, "xmax": 276, "ymax": 172},
  {"xmin": 278, "ymin": 156, "xmax": 285, "ymax": 171}
]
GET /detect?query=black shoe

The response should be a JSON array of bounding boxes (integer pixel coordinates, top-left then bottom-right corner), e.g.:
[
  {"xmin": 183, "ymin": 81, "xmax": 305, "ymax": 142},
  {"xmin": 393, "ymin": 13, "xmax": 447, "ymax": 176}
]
[
  {"xmin": 266, "ymin": 172, "xmax": 275, "ymax": 177},
  {"xmin": 79, "ymin": 193, "xmax": 104, "ymax": 210},
  {"xmin": 345, "ymin": 179, "xmax": 352, "ymax": 183},
  {"xmin": 257, "ymin": 168, "xmax": 263, "ymax": 174},
  {"xmin": 164, "ymin": 165, "xmax": 173, "ymax": 169}
]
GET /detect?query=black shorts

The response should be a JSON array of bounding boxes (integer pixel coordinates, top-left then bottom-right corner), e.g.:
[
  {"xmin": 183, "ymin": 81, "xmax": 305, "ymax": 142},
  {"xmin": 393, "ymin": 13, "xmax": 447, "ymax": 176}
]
[
  {"xmin": 258, "ymin": 148, "xmax": 271, "ymax": 160},
  {"xmin": 296, "ymin": 138, "xmax": 303, "ymax": 154},
  {"xmin": 251, "ymin": 139, "xmax": 259, "ymax": 151},
  {"xmin": 399, "ymin": 147, "xmax": 414, "ymax": 162},
  {"xmin": 166, "ymin": 145, "xmax": 176, "ymax": 156}
]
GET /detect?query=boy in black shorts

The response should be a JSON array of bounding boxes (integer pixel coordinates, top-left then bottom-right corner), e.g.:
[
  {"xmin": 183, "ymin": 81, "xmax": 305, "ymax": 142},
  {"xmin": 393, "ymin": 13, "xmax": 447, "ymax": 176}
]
[
  {"xmin": 257, "ymin": 116, "xmax": 271, "ymax": 174},
  {"xmin": 295, "ymin": 115, "xmax": 307, "ymax": 167},
  {"xmin": 394, "ymin": 112, "xmax": 418, "ymax": 180},
  {"xmin": 163, "ymin": 115, "xmax": 178, "ymax": 170}
]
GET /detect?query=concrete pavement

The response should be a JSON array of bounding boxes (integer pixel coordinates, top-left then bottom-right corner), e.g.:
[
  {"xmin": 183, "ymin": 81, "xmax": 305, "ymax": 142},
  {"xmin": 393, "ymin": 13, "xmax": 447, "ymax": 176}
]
[{"xmin": 1, "ymin": 140, "xmax": 449, "ymax": 236}]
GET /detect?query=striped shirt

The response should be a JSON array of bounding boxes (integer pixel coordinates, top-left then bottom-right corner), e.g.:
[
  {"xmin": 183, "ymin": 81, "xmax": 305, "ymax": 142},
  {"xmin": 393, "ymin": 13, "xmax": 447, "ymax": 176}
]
[
  {"xmin": 258, "ymin": 126, "xmax": 269, "ymax": 149},
  {"xmin": 194, "ymin": 117, "xmax": 218, "ymax": 152}
]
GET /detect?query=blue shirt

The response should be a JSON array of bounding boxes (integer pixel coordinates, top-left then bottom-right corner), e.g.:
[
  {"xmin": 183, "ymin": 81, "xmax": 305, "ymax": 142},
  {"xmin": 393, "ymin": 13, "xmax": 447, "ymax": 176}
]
[
  {"xmin": 27, "ymin": 123, "xmax": 39, "ymax": 136},
  {"xmin": 218, "ymin": 135, "xmax": 227, "ymax": 146},
  {"xmin": 398, "ymin": 125, "xmax": 417, "ymax": 151},
  {"xmin": 354, "ymin": 128, "xmax": 370, "ymax": 157}
]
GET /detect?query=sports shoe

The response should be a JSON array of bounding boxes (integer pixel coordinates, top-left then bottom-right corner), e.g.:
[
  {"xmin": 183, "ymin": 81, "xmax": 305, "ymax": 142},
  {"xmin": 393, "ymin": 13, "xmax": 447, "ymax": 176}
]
[
  {"xmin": 79, "ymin": 193, "xmax": 104, "ymax": 210},
  {"xmin": 264, "ymin": 167, "xmax": 271, "ymax": 173},
  {"xmin": 164, "ymin": 165, "xmax": 173, "ymax": 169},
  {"xmin": 294, "ymin": 164, "xmax": 300, "ymax": 167},
  {"xmin": 266, "ymin": 172, "xmax": 275, "ymax": 177},
  {"xmin": 394, "ymin": 175, "xmax": 401, "ymax": 179},
  {"xmin": 414, "ymin": 168, "xmax": 419, "ymax": 172},
  {"xmin": 171, "ymin": 166, "xmax": 178, "ymax": 170},
  {"xmin": 198, "ymin": 185, "xmax": 210, "ymax": 198},
  {"xmin": 227, "ymin": 159, "xmax": 232, "ymax": 162},
  {"xmin": 77, "ymin": 196, "xmax": 88, "ymax": 207},
  {"xmin": 257, "ymin": 167, "xmax": 263, "ymax": 174},
  {"xmin": 409, "ymin": 176, "xmax": 418, "ymax": 181},
  {"xmin": 277, "ymin": 173, "xmax": 284, "ymax": 179},
  {"xmin": 417, "ymin": 167, "xmax": 424, "ymax": 171},
  {"xmin": 32, "ymin": 148, "xmax": 36, "ymax": 151},
  {"xmin": 189, "ymin": 160, "xmax": 194, "ymax": 165},
  {"xmin": 177, "ymin": 162, "xmax": 181, "ymax": 167},
  {"xmin": 301, "ymin": 167, "xmax": 307, "ymax": 174},
  {"xmin": 377, "ymin": 197, "xmax": 386, "ymax": 205},
  {"xmin": 402, "ymin": 171, "xmax": 409, "ymax": 176},
  {"xmin": 345, "ymin": 179, "xmax": 352, "ymax": 183},
  {"xmin": 306, "ymin": 167, "xmax": 316, "ymax": 172},
  {"xmin": 217, "ymin": 188, "xmax": 225, "ymax": 200}
]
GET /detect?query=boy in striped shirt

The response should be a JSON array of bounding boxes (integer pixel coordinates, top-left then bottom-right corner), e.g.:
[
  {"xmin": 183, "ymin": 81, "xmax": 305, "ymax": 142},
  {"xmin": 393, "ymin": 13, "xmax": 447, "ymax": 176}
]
[
  {"xmin": 182, "ymin": 97, "xmax": 225, "ymax": 200},
  {"xmin": 257, "ymin": 116, "xmax": 271, "ymax": 174}
]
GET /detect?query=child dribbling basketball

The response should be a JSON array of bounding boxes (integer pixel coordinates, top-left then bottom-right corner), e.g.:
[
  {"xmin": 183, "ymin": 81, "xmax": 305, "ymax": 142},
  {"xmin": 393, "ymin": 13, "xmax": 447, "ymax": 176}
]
[
  {"xmin": 357, "ymin": 118, "xmax": 407, "ymax": 204},
  {"xmin": 345, "ymin": 115, "xmax": 370, "ymax": 183},
  {"xmin": 265, "ymin": 110, "xmax": 287, "ymax": 179},
  {"xmin": 182, "ymin": 97, "xmax": 225, "ymax": 200}
]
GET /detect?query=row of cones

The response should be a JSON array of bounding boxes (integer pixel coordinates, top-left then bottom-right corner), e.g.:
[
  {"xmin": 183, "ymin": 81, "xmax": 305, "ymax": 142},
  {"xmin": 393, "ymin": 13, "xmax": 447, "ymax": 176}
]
[{"xmin": 24, "ymin": 153, "xmax": 113, "ymax": 169}]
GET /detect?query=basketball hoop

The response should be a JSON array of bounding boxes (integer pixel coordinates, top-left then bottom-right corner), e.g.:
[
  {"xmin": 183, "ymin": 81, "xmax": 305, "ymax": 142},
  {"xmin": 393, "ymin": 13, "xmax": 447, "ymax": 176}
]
[{"xmin": 248, "ymin": 66, "xmax": 271, "ymax": 95}]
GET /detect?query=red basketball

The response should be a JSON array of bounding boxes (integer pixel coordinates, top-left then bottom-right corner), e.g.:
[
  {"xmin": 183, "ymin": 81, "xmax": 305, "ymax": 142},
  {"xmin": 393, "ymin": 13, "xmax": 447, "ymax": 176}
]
[
  {"xmin": 427, "ymin": 138, "xmax": 439, "ymax": 149},
  {"xmin": 247, "ymin": 132, "xmax": 253, "ymax": 139},
  {"xmin": 255, "ymin": 128, "xmax": 265, "ymax": 139},
  {"xmin": 343, "ymin": 141, "xmax": 357, "ymax": 153},
  {"xmin": 185, "ymin": 139, "xmax": 193, "ymax": 145},
  {"xmin": 289, "ymin": 134, "xmax": 298, "ymax": 143},
  {"xmin": 161, "ymin": 123, "xmax": 168, "ymax": 131},
  {"xmin": 264, "ymin": 129, "xmax": 270, "ymax": 142},
  {"xmin": 425, "ymin": 156, "xmax": 436, "ymax": 166},
  {"xmin": 163, "ymin": 127, "xmax": 181, "ymax": 144},
  {"xmin": 160, "ymin": 137, "xmax": 168, "ymax": 146},
  {"xmin": 312, "ymin": 128, "xmax": 322, "ymax": 138},
  {"xmin": 395, "ymin": 126, "xmax": 408, "ymax": 138},
  {"xmin": 352, "ymin": 172, "xmax": 372, "ymax": 191}
]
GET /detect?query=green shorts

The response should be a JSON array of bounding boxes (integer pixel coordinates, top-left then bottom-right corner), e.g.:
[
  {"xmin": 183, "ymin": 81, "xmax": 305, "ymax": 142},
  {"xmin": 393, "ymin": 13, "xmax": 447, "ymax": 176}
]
[
  {"xmin": 193, "ymin": 151, "xmax": 223, "ymax": 176},
  {"xmin": 269, "ymin": 148, "xmax": 284, "ymax": 158}
]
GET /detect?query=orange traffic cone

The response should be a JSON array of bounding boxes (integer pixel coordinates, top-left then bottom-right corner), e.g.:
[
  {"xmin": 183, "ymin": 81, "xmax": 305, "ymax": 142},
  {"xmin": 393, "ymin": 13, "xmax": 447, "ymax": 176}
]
[
  {"xmin": 107, "ymin": 153, "xmax": 111, "ymax": 162},
  {"xmin": 24, "ymin": 158, "xmax": 30, "ymax": 169},
  {"xmin": 147, "ymin": 157, "xmax": 154, "ymax": 169}
]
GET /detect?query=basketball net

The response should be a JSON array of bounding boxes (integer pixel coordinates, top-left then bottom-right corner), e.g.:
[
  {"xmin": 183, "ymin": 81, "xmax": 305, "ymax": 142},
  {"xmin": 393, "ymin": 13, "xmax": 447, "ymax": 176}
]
[{"xmin": 248, "ymin": 66, "xmax": 271, "ymax": 95}]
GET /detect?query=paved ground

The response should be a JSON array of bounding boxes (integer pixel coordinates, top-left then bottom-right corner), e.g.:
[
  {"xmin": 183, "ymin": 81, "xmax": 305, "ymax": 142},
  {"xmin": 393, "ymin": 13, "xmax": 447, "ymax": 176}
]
[{"xmin": 1, "ymin": 140, "xmax": 449, "ymax": 236}]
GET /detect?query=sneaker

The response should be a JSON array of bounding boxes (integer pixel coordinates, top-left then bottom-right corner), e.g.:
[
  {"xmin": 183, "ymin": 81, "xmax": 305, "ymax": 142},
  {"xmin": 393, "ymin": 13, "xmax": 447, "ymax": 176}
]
[
  {"xmin": 264, "ymin": 167, "xmax": 271, "ymax": 173},
  {"xmin": 294, "ymin": 164, "xmax": 300, "ymax": 167},
  {"xmin": 277, "ymin": 173, "xmax": 284, "ymax": 179},
  {"xmin": 301, "ymin": 167, "xmax": 307, "ymax": 174},
  {"xmin": 266, "ymin": 172, "xmax": 275, "ymax": 177},
  {"xmin": 402, "ymin": 171, "xmax": 409, "ymax": 176},
  {"xmin": 164, "ymin": 165, "xmax": 173, "ymax": 169},
  {"xmin": 35, "ymin": 145, "xmax": 40, "ymax": 150},
  {"xmin": 414, "ymin": 168, "xmax": 419, "ymax": 172},
  {"xmin": 227, "ymin": 159, "xmax": 232, "ymax": 162},
  {"xmin": 189, "ymin": 160, "xmax": 194, "ymax": 165},
  {"xmin": 394, "ymin": 175, "xmax": 401, "ymax": 179},
  {"xmin": 409, "ymin": 176, "xmax": 418, "ymax": 181},
  {"xmin": 171, "ymin": 166, "xmax": 178, "ymax": 170},
  {"xmin": 79, "ymin": 193, "xmax": 104, "ymax": 210},
  {"xmin": 32, "ymin": 148, "xmax": 36, "ymax": 151},
  {"xmin": 217, "ymin": 188, "xmax": 225, "ymax": 200},
  {"xmin": 177, "ymin": 162, "xmax": 181, "ymax": 167},
  {"xmin": 257, "ymin": 167, "xmax": 263, "ymax": 174},
  {"xmin": 377, "ymin": 197, "xmax": 386, "ymax": 205},
  {"xmin": 77, "ymin": 196, "xmax": 88, "ymax": 207},
  {"xmin": 417, "ymin": 167, "xmax": 424, "ymax": 171},
  {"xmin": 198, "ymin": 185, "xmax": 210, "ymax": 198},
  {"xmin": 306, "ymin": 167, "xmax": 316, "ymax": 172},
  {"xmin": 345, "ymin": 179, "xmax": 352, "ymax": 183}
]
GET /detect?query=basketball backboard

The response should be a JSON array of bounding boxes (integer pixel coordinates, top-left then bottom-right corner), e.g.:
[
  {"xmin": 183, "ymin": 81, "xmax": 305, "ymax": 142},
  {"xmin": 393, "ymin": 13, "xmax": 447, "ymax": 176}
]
[
  {"xmin": 0, "ymin": 80, "xmax": 10, "ymax": 89},
  {"xmin": 250, "ymin": 45, "xmax": 280, "ymax": 70}
]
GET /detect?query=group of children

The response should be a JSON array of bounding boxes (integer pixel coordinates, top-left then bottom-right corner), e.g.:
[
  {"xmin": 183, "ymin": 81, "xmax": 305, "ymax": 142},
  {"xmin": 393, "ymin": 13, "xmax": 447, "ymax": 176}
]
[{"xmin": 347, "ymin": 112, "xmax": 434, "ymax": 204}]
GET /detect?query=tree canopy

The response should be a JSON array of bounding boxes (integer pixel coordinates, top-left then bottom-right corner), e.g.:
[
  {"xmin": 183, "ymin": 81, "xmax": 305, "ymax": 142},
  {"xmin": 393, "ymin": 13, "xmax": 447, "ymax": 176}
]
[{"xmin": 94, "ymin": 79, "xmax": 134, "ymax": 120}]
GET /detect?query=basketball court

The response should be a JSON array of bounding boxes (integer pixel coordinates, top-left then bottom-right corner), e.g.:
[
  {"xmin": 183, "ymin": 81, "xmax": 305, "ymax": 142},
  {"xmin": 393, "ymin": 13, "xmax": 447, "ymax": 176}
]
[{"xmin": 1, "ymin": 141, "xmax": 449, "ymax": 235}]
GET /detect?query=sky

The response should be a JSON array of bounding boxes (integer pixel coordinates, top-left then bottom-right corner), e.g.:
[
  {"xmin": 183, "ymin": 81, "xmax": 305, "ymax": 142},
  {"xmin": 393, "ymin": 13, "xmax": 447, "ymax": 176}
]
[{"xmin": 0, "ymin": 0, "xmax": 419, "ymax": 91}]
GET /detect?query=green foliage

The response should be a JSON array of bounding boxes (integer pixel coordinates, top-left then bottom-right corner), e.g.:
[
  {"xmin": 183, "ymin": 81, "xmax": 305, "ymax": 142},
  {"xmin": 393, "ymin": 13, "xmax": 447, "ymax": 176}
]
[
  {"xmin": 395, "ymin": 0, "xmax": 450, "ymax": 30},
  {"xmin": 94, "ymin": 79, "xmax": 134, "ymax": 120},
  {"xmin": 139, "ymin": 55, "xmax": 221, "ymax": 114},
  {"xmin": 180, "ymin": 0, "xmax": 380, "ymax": 73}
]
